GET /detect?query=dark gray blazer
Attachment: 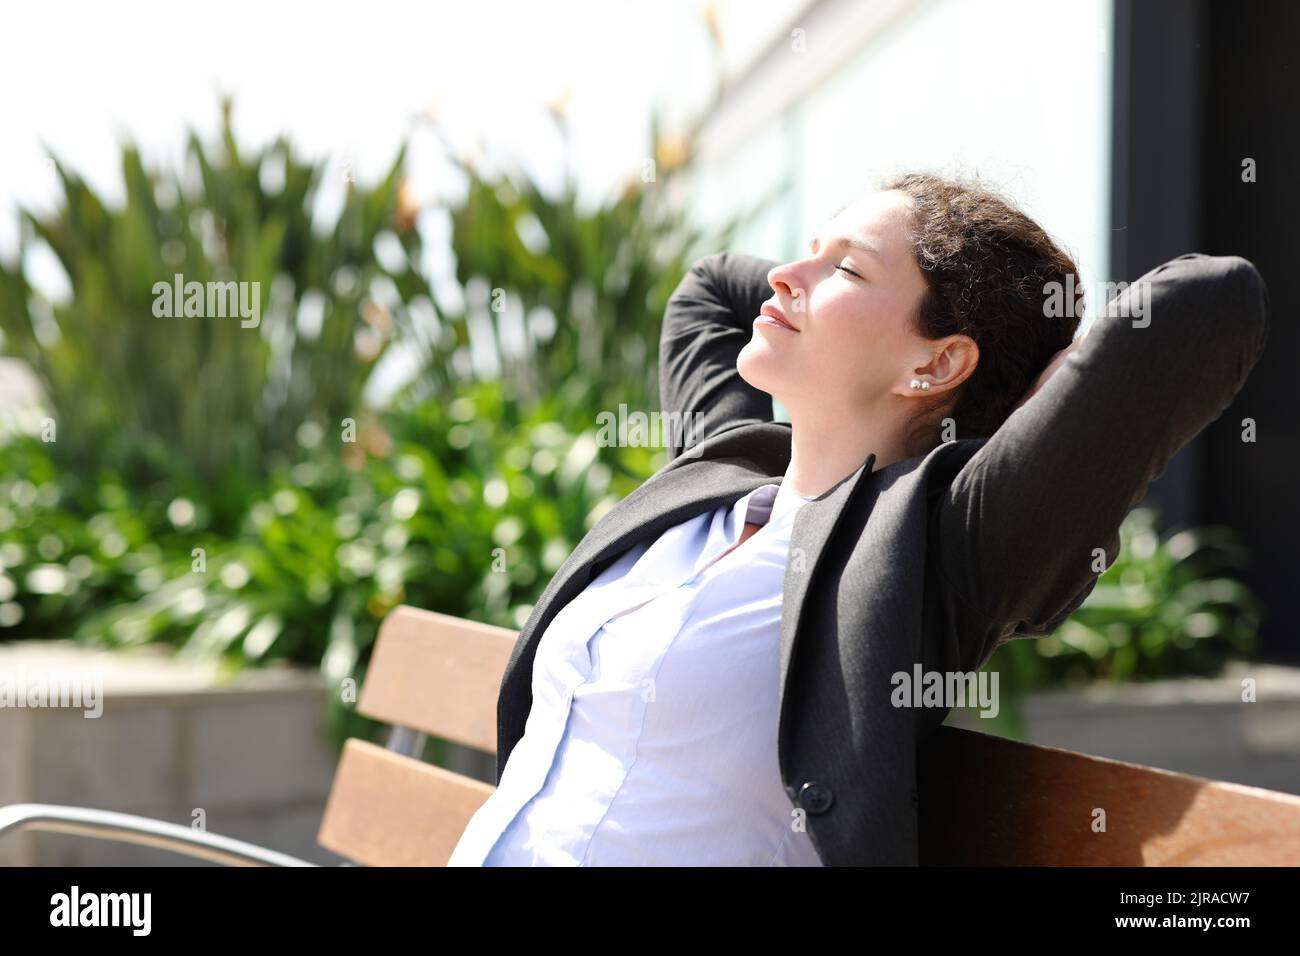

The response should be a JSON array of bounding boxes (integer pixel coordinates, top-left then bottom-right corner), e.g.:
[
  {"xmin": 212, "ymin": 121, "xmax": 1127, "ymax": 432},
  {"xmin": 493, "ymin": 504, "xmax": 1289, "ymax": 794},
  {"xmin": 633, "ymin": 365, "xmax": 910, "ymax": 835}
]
[{"xmin": 495, "ymin": 249, "xmax": 1270, "ymax": 866}]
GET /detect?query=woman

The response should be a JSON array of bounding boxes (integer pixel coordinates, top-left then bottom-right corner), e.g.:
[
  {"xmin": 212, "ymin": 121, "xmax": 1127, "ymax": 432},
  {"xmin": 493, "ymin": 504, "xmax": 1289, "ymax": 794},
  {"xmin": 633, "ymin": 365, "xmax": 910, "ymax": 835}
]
[{"xmin": 448, "ymin": 172, "xmax": 1270, "ymax": 866}]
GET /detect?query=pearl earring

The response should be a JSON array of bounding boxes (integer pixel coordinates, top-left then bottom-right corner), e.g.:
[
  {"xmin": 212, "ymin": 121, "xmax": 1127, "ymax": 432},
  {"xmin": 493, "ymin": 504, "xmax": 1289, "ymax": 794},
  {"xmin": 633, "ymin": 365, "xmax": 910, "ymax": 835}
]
[{"xmin": 909, "ymin": 379, "xmax": 930, "ymax": 391}]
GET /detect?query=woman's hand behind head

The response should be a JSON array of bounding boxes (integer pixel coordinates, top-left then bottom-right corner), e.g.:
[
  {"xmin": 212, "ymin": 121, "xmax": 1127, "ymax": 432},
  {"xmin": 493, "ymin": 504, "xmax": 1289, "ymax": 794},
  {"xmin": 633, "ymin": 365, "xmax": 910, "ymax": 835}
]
[{"xmin": 1011, "ymin": 328, "xmax": 1089, "ymax": 414}]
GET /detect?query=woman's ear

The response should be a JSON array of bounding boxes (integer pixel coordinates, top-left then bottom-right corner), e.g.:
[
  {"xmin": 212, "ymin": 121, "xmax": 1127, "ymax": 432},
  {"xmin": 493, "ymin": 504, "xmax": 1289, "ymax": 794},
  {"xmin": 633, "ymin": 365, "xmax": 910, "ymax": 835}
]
[{"xmin": 931, "ymin": 335, "xmax": 979, "ymax": 392}]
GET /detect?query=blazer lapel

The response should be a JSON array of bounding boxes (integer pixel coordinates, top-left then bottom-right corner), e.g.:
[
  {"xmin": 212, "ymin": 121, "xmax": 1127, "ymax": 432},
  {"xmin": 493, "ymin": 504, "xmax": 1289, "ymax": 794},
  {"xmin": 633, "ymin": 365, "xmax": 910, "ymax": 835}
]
[{"xmin": 776, "ymin": 453, "xmax": 876, "ymax": 740}]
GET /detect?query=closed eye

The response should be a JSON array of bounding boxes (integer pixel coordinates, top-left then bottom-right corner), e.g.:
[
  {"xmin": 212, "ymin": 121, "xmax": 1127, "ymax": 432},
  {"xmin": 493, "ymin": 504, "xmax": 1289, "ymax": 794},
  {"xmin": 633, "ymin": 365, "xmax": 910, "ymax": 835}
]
[{"xmin": 835, "ymin": 264, "xmax": 862, "ymax": 280}]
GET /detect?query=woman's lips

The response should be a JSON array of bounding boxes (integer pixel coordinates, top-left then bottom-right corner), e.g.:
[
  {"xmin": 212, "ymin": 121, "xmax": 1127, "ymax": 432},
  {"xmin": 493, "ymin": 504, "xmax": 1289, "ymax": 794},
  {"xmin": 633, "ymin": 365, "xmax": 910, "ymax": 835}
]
[{"xmin": 758, "ymin": 304, "xmax": 799, "ymax": 332}]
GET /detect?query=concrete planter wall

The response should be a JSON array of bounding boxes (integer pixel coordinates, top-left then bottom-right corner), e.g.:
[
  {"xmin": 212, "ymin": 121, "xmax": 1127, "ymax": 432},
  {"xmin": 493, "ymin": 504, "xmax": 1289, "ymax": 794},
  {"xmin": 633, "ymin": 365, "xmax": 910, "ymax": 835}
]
[
  {"xmin": 0, "ymin": 641, "xmax": 345, "ymax": 866},
  {"xmin": 945, "ymin": 662, "xmax": 1300, "ymax": 798}
]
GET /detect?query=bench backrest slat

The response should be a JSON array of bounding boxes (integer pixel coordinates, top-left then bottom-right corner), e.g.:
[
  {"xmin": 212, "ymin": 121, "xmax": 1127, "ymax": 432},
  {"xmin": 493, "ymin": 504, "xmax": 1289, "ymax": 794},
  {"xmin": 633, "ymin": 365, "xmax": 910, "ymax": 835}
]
[
  {"xmin": 917, "ymin": 723, "xmax": 1300, "ymax": 865},
  {"xmin": 357, "ymin": 606, "xmax": 517, "ymax": 753}
]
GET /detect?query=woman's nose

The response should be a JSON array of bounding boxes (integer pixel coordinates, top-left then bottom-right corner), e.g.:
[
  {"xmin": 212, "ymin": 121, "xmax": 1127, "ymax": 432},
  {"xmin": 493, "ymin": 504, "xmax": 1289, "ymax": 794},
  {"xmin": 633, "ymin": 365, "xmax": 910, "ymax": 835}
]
[
  {"xmin": 768, "ymin": 262, "xmax": 798, "ymax": 297},
  {"xmin": 768, "ymin": 262, "xmax": 809, "ymax": 313}
]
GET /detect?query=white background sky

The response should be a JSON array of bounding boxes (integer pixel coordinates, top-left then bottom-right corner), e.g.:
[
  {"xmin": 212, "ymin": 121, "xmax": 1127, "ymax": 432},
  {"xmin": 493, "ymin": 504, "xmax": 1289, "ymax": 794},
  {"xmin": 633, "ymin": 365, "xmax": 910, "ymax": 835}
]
[{"xmin": 0, "ymin": 0, "xmax": 804, "ymax": 262}]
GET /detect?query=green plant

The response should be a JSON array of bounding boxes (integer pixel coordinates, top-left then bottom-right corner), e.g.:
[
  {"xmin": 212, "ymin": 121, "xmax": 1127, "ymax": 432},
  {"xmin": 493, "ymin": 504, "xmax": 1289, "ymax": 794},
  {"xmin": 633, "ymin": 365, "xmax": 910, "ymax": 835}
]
[
  {"xmin": 0, "ymin": 100, "xmax": 420, "ymax": 531},
  {"xmin": 987, "ymin": 505, "xmax": 1263, "ymax": 698},
  {"xmin": 390, "ymin": 104, "xmax": 776, "ymax": 430},
  {"xmin": 0, "ymin": 98, "xmax": 760, "ymax": 526}
]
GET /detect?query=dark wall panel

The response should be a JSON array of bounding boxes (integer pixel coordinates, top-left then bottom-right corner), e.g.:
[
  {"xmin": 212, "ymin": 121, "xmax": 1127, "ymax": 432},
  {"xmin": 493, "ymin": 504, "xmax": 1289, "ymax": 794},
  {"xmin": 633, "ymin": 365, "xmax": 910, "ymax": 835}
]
[{"xmin": 1200, "ymin": 0, "xmax": 1300, "ymax": 662}]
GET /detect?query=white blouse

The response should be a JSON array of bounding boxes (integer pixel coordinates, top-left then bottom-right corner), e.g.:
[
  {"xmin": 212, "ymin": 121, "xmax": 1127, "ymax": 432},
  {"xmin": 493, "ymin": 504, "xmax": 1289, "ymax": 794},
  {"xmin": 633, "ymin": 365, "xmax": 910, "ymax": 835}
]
[{"xmin": 447, "ymin": 475, "xmax": 822, "ymax": 866}]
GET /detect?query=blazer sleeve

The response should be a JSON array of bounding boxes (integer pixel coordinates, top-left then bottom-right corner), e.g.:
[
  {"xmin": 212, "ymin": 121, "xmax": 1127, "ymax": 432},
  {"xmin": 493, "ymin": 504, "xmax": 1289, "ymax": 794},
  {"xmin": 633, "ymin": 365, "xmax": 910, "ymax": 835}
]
[
  {"xmin": 658, "ymin": 251, "xmax": 782, "ymax": 461},
  {"xmin": 932, "ymin": 252, "xmax": 1270, "ymax": 669}
]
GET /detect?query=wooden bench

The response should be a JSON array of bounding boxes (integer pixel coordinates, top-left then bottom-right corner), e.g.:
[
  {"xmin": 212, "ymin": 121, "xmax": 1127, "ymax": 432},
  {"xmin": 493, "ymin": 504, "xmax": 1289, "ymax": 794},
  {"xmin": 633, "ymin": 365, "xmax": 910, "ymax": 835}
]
[
  {"xmin": 6, "ymin": 603, "xmax": 1300, "ymax": 865},
  {"xmin": 316, "ymin": 606, "xmax": 1300, "ymax": 866}
]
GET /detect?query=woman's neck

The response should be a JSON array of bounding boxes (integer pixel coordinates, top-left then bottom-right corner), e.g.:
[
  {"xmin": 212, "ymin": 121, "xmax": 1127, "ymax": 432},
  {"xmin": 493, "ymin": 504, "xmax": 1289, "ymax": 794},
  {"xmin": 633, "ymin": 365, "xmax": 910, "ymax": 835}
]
[{"xmin": 781, "ymin": 409, "xmax": 911, "ymax": 498}]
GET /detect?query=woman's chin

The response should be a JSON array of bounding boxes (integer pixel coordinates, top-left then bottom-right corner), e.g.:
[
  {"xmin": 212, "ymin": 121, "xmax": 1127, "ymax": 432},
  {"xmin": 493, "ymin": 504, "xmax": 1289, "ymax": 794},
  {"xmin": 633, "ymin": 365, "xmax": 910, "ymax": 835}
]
[{"xmin": 737, "ymin": 348, "xmax": 783, "ymax": 396}]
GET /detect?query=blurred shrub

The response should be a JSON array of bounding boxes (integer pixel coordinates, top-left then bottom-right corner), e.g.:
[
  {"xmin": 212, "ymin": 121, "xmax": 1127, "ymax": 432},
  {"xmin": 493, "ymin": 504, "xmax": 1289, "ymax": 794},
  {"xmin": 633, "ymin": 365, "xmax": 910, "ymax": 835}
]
[
  {"xmin": 0, "ymin": 376, "xmax": 667, "ymax": 745},
  {"xmin": 0, "ymin": 100, "xmax": 418, "ymax": 530},
  {"xmin": 0, "ymin": 100, "xmax": 738, "ymax": 533},
  {"xmin": 988, "ymin": 505, "xmax": 1263, "ymax": 696},
  {"xmin": 429, "ymin": 111, "xmax": 719, "ymax": 419}
]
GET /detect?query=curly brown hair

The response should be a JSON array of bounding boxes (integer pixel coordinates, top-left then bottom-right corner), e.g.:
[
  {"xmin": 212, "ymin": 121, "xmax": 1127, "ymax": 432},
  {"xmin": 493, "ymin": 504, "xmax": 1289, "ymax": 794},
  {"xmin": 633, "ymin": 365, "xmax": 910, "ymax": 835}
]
[{"xmin": 881, "ymin": 172, "xmax": 1083, "ymax": 456}]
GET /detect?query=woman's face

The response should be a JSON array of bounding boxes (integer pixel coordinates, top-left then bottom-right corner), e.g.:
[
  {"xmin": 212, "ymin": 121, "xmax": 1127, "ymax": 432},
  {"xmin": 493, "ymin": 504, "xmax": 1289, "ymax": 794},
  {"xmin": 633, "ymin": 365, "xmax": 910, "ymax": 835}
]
[{"xmin": 738, "ymin": 189, "xmax": 935, "ymax": 415}]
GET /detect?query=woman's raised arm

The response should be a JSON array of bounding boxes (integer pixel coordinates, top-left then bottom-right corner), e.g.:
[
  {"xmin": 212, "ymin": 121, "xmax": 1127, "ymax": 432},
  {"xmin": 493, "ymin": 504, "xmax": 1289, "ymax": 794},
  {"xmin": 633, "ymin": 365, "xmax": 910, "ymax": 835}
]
[
  {"xmin": 932, "ymin": 253, "xmax": 1271, "ymax": 673},
  {"xmin": 658, "ymin": 251, "xmax": 781, "ymax": 461}
]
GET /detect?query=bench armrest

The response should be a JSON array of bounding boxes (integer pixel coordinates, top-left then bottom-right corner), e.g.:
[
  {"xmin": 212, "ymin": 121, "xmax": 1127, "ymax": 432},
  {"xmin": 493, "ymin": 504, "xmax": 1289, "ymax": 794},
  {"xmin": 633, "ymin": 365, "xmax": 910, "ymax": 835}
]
[{"xmin": 0, "ymin": 803, "xmax": 320, "ymax": 867}]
